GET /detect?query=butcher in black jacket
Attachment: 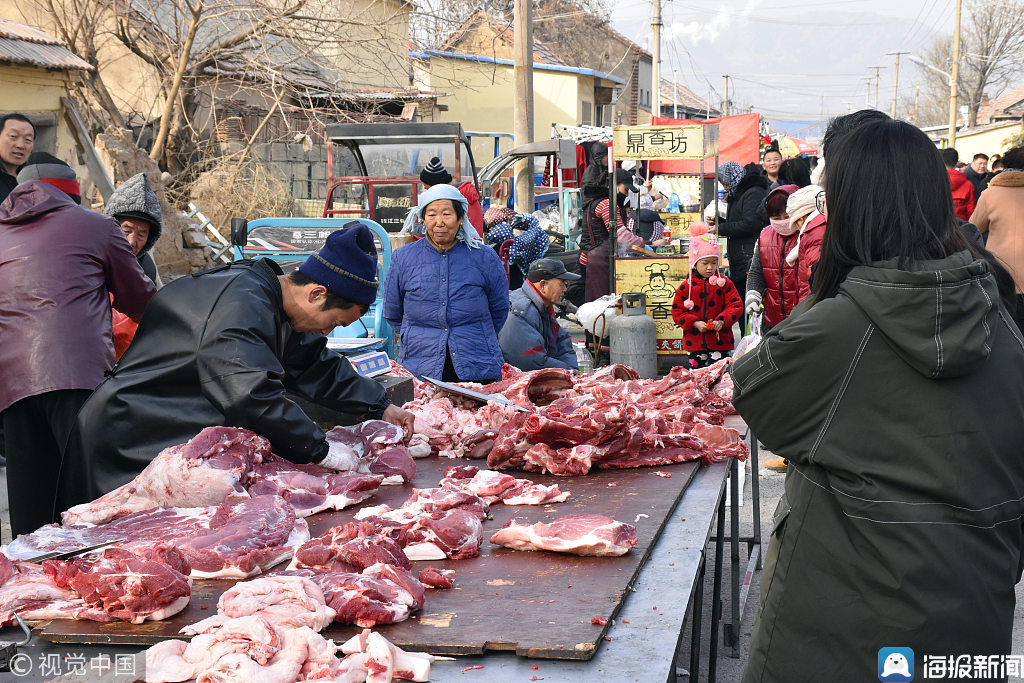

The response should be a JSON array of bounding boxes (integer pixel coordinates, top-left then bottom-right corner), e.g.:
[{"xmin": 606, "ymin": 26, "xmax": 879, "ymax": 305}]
[
  {"xmin": 58, "ymin": 223, "xmax": 416, "ymax": 511},
  {"xmin": 710, "ymin": 161, "xmax": 771, "ymax": 298}
]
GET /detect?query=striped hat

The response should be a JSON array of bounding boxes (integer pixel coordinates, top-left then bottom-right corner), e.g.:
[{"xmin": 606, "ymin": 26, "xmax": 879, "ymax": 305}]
[
  {"xmin": 17, "ymin": 152, "xmax": 80, "ymax": 204},
  {"xmin": 419, "ymin": 157, "xmax": 452, "ymax": 186}
]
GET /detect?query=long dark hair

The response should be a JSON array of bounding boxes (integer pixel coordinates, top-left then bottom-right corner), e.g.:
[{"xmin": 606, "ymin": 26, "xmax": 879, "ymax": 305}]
[
  {"xmin": 812, "ymin": 118, "xmax": 1017, "ymax": 312},
  {"xmin": 778, "ymin": 158, "xmax": 811, "ymax": 187}
]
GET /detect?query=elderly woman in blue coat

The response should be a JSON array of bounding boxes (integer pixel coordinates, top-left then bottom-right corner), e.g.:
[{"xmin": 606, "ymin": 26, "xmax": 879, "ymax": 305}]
[{"xmin": 385, "ymin": 184, "xmax": 510, "ymax": 383}]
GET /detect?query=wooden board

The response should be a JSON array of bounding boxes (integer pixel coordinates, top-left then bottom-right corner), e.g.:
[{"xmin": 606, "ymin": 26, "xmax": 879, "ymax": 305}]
[{"xmin": 40, "ymin": 456, "xmax": 702, "ymax": 660}]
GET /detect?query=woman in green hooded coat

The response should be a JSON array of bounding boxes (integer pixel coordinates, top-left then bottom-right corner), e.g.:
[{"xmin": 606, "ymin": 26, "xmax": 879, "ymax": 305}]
[{"xmin": 733, "ymin": 115, "xmax": 1024, "ymax": 682}]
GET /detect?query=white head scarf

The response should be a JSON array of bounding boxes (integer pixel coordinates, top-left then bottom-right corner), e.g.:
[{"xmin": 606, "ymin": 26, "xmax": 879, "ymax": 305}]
[{"xmin": 400, "ymin": 184, "xmax": 480, "ymax": 249}]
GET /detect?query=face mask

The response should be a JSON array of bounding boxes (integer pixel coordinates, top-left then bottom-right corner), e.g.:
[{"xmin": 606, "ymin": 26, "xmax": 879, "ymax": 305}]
[{"xmin": 770, "ymin": 217, "xmax": 795, "ymax": 236}]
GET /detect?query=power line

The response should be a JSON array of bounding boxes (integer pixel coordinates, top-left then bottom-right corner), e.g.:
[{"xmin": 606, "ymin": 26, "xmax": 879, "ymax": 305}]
[
  {"xmin": 904, "ymin": 0, "xmax": 954, "ymax": 50},
  {"xmin": 898, "ymin": 0, "xmax": 943, "ymax": 48}
]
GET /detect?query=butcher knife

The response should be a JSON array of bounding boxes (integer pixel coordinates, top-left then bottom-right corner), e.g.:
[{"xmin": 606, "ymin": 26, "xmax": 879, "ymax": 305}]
[
  {"xmin": 422, "ymin": 377, "xmax": 529, "ymax": 412},
  {"xmin": 26, "ymin": 538, "xmax": 125, "ymax": 563}
]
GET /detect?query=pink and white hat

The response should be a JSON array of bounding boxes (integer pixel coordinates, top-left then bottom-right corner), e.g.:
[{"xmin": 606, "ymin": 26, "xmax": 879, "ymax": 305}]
[{"xmin": 683, "ymin": 231, "xmax": 727, "ymax": 310}]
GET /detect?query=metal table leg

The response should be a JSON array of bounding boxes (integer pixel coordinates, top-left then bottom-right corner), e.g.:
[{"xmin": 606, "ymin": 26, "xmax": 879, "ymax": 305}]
[
  {"xmin": 726, "ymin": 457, "xmax": 741, "ymax": 656},
  {"xmin": 708, "ymin": 490, "xmax": 726, "ymax": 682},
  {"xmin": 688, "ymin": 555, "xmax": 706, "ymax": 682}
]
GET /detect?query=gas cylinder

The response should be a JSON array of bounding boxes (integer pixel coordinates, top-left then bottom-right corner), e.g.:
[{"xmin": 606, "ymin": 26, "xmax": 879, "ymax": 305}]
[{"xmin": 609, "ymin": 292, "xmax": 658, "ymax": 378}]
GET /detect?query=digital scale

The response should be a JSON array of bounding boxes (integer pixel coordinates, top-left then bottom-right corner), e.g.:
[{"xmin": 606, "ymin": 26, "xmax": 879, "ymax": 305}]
[{"xmin": 348, "ymin": 351, "xmax": 392, "ymax": 378}]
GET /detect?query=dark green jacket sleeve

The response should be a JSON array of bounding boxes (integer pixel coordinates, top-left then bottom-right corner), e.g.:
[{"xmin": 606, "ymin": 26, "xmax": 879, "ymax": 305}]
[{"xmin": 728, "ymin": 297, "xmax": 865, "ymax": 463}]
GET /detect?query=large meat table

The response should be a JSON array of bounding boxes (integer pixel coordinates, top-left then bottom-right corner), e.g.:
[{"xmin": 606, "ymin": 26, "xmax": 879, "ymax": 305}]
[{"xmin": 37, "ymin": 455, "xmax": 702, "ymax": 661}]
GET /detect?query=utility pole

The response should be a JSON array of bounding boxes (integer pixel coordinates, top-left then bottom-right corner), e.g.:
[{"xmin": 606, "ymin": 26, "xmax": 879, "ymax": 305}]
[
  {"xmin": 868, "ymin": 66, "xmax": 885, "ymax": 109},
  {"xmin": 914, "ymin": 83, "xmax": 921, "ymax": 125},
  {"xmin": 723, "ymin": 74, "xmax": 730, "ymax": 116},
  {"xmin": 886, "ymin": 51, "xmax": 909, "ymax": 119},
  {"xmin": 673, "ymin": 69, "xmax": 678, "ymax": 119},
  {"xmin": 513, "ymin": 0, "xmax": 534, "ymax": 212},
  {"xmin": 949, "ymin": 0, "xmax": 962, "ymax": 148},
  {"xmin": 863, "ymin": 77, "xmax": 873, "ymax": 107},
  {"xmin": 652, "ymin": 0, "xmax": 661, "ymax": 118}
]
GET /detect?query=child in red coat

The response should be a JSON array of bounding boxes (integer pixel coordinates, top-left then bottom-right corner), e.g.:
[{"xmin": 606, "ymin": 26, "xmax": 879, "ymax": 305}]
[{"xmin": 672, "ymin": 230, "xmax": 743, "ymax": 368}]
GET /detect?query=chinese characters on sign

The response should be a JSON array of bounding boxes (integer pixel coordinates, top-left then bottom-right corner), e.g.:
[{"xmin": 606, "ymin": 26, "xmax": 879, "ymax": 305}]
[
  {"xmin": 659, "ymin": 212, "xmax": 702, "ymax": 236},
  {"xmin": 612, "ymin": 125, "xmax": 705, "ymax": 161},
  {"xmin": 614, "ymin": 257, "xmax": 689, "ymax": 355}
]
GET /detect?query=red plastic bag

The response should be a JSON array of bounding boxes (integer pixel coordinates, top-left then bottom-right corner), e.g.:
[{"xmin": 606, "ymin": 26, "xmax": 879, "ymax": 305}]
[{"xmin": 112, "ymin": 309, "xmax": 138, "ymax": 360}]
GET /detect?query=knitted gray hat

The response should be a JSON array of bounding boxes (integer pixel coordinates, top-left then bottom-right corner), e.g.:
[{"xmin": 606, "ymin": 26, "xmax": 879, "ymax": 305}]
[
  {"xmin": 105, "ymin": 173, "xmax": 162, "ymax": 254},
  {"xmin": 17, "ymin": 152, "xmax": 80, "ymax": 204}
]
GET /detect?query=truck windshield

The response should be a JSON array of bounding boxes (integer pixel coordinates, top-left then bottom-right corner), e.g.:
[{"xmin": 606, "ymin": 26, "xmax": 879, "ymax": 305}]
[{"xmin": 357, "ymin": 143, "xmax": 474, "ymax": 182}]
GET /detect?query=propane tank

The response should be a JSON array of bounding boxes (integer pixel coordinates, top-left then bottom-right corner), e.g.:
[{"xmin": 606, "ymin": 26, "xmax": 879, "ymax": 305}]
[{"xmin": 609, "ymin": 292, "xmax": 658, "ymax": 378}]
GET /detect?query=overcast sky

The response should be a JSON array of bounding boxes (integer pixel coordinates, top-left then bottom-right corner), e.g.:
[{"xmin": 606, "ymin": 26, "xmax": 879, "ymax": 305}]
[{"xmin": 610, "ymin": 0, "xmax": 962, "ymax": 134}]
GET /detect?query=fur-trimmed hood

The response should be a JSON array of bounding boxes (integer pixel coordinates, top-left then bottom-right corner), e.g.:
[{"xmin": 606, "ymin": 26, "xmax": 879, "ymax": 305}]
[{"xmin": 988, "ymin": 170, "xmax": 1024, "ymax": 188}]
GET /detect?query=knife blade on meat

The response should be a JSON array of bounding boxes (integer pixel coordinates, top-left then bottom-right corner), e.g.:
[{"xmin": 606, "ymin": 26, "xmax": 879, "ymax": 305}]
[
  {"xmin": 422, "ymin": 377, "xmax": 529, "ymax": 412},
  {"xmin": 26, "ymin": 539, "xmax": 125, "ymax": 563}
]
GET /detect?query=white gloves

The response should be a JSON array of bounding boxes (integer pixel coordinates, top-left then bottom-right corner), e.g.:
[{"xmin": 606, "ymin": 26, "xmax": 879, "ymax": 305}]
[
  {"xmin": 744, "ymin": 291, "xmax": 763, "ymax": 318},
  {"xmin": 320, "ymin": 440, "xmax": 360, "ymax": 471}
]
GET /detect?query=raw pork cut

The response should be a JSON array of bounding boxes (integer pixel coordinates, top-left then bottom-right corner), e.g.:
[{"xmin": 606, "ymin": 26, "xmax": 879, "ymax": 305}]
[
  {"xmin": 325, "ymin": 420, "xmax": 418, "ymax": 484},
  {"xmin": 42, "ymin": 543, "xmax": 191, "ymax": 623},
  {"xmin": 478, "ymin": 366, "xmax": 576, "ymax": 407},
  {"xmin": 7, "ymin": 506, "xmax": 218, "ymax": 560},
  {"xmin": 418, "ymin": 567, "xmax": 454, "ymax": 589},
  {"xmin": 406, "ymin": 395, "xmax": 516, "ymax": 458},
  {"xmin": 246, "ymin": 457, "xmax": 383, "ymax": 517},
  {"xmin": 440, "ymin": 468, "xmax": 517, "ymax": 499},
  {"xmin": 280, "ymin": 563, "xmax": 425, "ymax": 628},
  {"xmin": 9, "ymin": 497, "xmax": 309, "ymax": 580},
  {"xmin": 146, "ymin": 621, "xmax": 435, "ymax": 683},
  {"xmin": 489, "ymin": 514, "xmax": 638, "ymax": 556},
  {"xmin": 288, "ymin": 522, "xmax": 411, "ymax": 572},
  {"xmin": 440, "ymin": 466, "xmax": 570, "ymax": 505},
  {"xmin": 175, "ymin": 495, "xmax": 310, "ymax": 579},
  {"xmin": 340, "ymin": 628, "xmax": 435, "ymax": 682},
  {"xmin": 63, "ymin": 427, "xmax": 269, "ymax": 526},
  {"xmin": 355, "ymin": 506, "xmax": 484, "ymax": 561},
  {"xmin": 144, "ymin": 615, "xmax": 287, "ymax": 682},
  {"xmin": 499, "ymin": 479, "xmax": 571, "ymax": 505},
  {"xmin": 181, "ymin": 575, "xmax": 335, "ymax": 634},
  {"xmin": 0, "ymin": 553, "xmax": 112, "ymax": 626}
]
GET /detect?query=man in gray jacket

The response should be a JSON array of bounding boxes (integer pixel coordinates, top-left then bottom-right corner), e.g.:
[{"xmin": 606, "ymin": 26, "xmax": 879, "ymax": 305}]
[{"xmin": 499, "ymin": 258, "xmax": 579, "ymax": 371}]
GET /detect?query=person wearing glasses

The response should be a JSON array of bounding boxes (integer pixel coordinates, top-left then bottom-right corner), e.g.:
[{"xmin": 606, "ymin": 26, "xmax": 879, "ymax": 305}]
[{"xmin": 733, "ymin": 114, "xmax": 1024, "ymax": 680}]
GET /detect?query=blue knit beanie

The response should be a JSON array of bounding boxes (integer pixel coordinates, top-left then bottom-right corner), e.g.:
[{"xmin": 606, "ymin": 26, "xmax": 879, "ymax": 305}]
[{"xmin": 298, "ymin": 222, "xmax": 379, "ymax": 305}]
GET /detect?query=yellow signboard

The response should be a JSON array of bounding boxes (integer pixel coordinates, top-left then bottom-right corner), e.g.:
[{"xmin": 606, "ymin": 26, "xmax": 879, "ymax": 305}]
[
  {"xmin": 658, "ymin": 212, "xmax": 702, "ymax": 235},
  {"xmin": 614, "ymin": 256, "xmax": 691, "ymax": 355},
  {"xmin": 612, "ymin": 125, "xmax": 705, "ymax": 160}
]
